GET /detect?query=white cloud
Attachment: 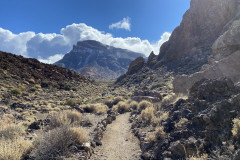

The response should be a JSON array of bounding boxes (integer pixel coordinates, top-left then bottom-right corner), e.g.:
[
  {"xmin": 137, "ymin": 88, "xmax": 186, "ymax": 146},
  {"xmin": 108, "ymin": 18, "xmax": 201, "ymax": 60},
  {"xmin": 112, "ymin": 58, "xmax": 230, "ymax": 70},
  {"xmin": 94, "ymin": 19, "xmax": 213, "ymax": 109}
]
[
  {"xmin": 109, "ymin": 17, "xmax": 131, "ymax": 31},
  {"xmin": 0, "ymin": 28, "xmax": 35, "ymax": 57},
  {"xmin": 38, "ymin": 54, "xmax": 64, "ymax": 64},
  {"xmin": 0, "ymin": 23, "xmax": 171, "ymax": 64},
  {"xmin": 152, "ymin": 32, "xmax": 171, "ymax": 54}
]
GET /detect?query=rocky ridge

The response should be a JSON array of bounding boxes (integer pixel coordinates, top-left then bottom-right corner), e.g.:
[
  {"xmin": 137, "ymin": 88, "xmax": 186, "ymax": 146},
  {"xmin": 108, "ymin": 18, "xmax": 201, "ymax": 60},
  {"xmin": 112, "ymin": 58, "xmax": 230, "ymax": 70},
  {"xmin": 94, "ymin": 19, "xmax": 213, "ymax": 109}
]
[{"xmin": 0, "ymin": 51, "xmax": 88, "ymax": 83}]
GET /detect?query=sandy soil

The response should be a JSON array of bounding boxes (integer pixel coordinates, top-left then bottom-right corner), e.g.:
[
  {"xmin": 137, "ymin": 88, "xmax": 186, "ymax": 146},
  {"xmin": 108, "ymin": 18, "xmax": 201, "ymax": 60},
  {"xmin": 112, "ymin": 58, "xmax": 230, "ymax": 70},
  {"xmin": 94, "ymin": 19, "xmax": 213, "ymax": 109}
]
[{"xmin": 90, "ymin": 113, "xmax": 141, "ymax": 160}]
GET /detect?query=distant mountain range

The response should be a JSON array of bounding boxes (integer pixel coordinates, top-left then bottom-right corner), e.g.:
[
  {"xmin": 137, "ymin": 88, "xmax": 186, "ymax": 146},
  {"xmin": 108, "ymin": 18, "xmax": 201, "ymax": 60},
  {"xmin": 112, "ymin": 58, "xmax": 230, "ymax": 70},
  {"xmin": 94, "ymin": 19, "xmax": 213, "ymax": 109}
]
[{"xmin": 55, "ymin": 40, "xmax": 145, "ymax": 80}]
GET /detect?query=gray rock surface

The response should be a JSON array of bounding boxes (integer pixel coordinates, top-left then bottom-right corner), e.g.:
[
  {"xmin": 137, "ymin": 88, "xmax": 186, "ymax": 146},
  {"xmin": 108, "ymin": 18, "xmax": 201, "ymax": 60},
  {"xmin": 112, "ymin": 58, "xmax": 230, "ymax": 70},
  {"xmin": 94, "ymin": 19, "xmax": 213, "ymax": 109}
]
[{"xmin": 173, "ymin": 50, "xmax": 240, "ymax": 94}]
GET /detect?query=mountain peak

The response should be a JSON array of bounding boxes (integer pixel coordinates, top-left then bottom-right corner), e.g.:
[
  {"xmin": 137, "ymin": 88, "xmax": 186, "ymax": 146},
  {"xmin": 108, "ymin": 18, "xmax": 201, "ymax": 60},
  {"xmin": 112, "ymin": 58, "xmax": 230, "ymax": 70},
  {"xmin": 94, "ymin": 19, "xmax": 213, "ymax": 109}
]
[{"xmin": 56, "ymin": 40, "xmax": 145, "ymax": 80}]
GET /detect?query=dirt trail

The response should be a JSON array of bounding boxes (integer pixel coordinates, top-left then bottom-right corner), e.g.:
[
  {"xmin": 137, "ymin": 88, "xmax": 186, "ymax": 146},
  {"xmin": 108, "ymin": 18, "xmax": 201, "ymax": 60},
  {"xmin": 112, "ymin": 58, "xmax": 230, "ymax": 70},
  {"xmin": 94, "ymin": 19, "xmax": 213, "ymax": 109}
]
[{"xmin": 90, "ymin": 113, "xmax": 141, "ymax": 160}]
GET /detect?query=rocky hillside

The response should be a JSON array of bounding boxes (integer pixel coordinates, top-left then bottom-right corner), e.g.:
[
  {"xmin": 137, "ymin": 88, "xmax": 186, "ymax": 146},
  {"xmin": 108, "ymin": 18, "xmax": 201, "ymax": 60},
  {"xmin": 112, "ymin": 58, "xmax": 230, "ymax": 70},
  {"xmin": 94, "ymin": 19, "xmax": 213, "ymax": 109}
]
[
  {"xmin": 131, "ymin": 78, "xmax": 240, "ymax": 159},
  {"xmin": 0, "ymin": 51, "xmax": 88, "ymax": 83},
  {"xmin": 55, "ymin": 40, "xmax": 145, "ymax": 80}
]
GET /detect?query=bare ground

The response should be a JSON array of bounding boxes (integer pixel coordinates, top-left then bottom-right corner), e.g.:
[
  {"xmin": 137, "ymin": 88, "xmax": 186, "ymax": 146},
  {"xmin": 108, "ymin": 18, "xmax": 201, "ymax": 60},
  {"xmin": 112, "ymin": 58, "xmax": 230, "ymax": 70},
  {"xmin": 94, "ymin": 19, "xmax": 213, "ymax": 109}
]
[{"xmin": 90, "ymin": 113, "xmax": 141, "ymax": 160}]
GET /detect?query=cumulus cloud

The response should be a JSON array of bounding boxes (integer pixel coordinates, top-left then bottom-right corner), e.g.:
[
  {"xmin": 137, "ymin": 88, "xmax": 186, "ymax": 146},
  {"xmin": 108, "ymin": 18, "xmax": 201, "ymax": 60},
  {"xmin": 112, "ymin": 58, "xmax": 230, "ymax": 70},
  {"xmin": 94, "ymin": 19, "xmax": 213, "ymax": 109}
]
[
  {"xmin": 0, "ymin": 23, "xmax": 171, "ymax": 64},
  {"xmin": 0, "ymin": 28, "xmax": 35, "ymax": 57},
  {"xmin": 38, "ymin": 54, "xmax": 64, "ymax": 64},
  {"xmin": 109, "ymin": 17, "xmax": 131, "ymax": 31}
]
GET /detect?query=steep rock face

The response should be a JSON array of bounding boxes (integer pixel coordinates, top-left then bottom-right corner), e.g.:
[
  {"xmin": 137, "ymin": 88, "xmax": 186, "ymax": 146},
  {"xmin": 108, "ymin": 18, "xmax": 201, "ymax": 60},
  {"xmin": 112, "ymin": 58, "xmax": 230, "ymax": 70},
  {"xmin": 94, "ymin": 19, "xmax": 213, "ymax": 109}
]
[
  {"xmin": 56, "ymin": 40, "xmax": 145, "ymax": 80},
  {"xmin": 156, "ymin": 0, "xmax": 238, "ymax": 73},
  {"xmin": 173, "ymin": 0, "xmax": 240, "ymax": 94}
]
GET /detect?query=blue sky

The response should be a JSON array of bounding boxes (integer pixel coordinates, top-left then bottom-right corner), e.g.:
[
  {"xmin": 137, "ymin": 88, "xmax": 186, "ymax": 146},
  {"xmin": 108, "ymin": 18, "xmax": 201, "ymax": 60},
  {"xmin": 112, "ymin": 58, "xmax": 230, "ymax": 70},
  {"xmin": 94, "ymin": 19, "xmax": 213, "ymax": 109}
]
[{"xmin": 0, "ymin": 0, "xmax": 190, "ymax": 63}]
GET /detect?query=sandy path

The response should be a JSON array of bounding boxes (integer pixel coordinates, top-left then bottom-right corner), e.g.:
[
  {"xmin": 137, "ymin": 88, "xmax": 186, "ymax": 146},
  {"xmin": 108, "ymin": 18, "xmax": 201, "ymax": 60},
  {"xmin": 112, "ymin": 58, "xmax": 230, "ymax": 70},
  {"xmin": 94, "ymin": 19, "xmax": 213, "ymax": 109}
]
[{"xmin": 90, "ymin": 113, "xmax": 141, "ymax": 160}]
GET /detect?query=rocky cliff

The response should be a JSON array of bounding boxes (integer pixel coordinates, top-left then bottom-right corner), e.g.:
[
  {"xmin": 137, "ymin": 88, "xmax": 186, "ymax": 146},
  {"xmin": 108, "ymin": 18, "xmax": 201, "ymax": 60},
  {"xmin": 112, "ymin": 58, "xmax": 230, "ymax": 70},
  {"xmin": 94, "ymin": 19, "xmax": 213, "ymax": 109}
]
[
  {"xmin": 155, "ymin": 0, "xmax": 239, "ymax": 74},
  {"xmin": 55, "ymin": 40, "xmax": 145, "ymax": 80},
  {"xmin": 173, "ymin": 0, "xmax": 240, "ymax": 94}
]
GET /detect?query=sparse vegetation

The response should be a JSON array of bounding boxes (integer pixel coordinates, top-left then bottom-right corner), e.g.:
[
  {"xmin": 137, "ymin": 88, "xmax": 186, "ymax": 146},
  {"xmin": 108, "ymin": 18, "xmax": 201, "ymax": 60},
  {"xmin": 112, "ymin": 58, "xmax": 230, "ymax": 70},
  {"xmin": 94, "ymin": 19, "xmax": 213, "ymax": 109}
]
[
  {"xmin": 175, "ymin": 118, "xmax": 188, "ymax": 128},
  {"xmin": 82, "ymin": 103, "xmax": 108, "ymax": 114},
  {"xmin": 49, "ymin": 110, "xmax": 82, "ymax": 129},
  {"xmin": 0, "ymin": 137, "xmax": 32, "ymax": 160},
  {"xmin": 34, "ymin": 126, "xmax": 89, "ymax": 159},
  {"xmin": 146, "ymin": 126, "xmax": 166, "ymax": 143},
  {"xmin": 138, "ymin": 100, "xmax": 153, "ymax": 112},
  {"xmin": 140, "ymin": 106, "xmax": 155, "ymax": 124},
  {"xmin": 0, "ymin": 124, "xmax": 25, "ymax": 139},
  {"xmin": 10, "ymin": 88, "xmax": 21, "ymax": 96},
  {"xmin": 232, "ymin": 118, "xmax": 240, "ymax": 137},
  {"xmin": 113, "ymin": 101, "xmax": 130, "ymax": 113}
]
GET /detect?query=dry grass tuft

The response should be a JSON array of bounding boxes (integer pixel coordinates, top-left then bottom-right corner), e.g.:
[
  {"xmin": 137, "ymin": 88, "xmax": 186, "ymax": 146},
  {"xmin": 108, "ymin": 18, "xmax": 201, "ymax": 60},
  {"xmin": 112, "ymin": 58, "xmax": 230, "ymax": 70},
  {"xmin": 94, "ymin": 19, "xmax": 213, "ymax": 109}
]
[
  {"xmin": 0, "ymin": 124, "xmax": 25, "ymax": 139},
  {"xmin": 104, "ymin": 96, "xmax": 124, "ymax": 108},
  {"xmin": 232, "ymin": 118, "xmax": 240, "ymax": 137},
  {"xmin": 129, "ymin": 101, "xmax": 138, "ymax": 110},
  {"xmin": 82, "ymin": 103, "xmax": 108, "ymax": 115},
  {"xmin": 112, "ymin": 101, "xmax": 130, "ymax": 113},
  {"xmin": 175, "ymin": 118, "xmax": 189, "ymax": 128},
  {"xmin": 0, "ymin": 137, "xmax": 32, "ymax": 160},
  {"xmin": 140, "ymin": 106, "xmax": 155, "ymax": 124},
  {"xmin": 34, "ymin": 126, "xmax": 89, "ymax": 159},
  {"xmin": 138, "ymin": 100, "xmax": 153, "ymax": 112},
  {"xmin": 50, "ymin": 110, "xmax": 82, "ymax": 129},
  {"xmin": 146, "ymin": 126, "xmax": 166, "ymax": 143}
]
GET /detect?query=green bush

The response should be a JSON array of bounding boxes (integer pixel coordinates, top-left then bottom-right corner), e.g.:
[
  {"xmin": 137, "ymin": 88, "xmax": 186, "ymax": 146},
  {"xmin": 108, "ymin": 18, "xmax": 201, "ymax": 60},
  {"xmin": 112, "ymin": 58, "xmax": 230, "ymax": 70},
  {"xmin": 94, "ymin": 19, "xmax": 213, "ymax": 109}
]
[{"xmin": 10, "ymin": 88, "xmax": 21, "ymax": 96}]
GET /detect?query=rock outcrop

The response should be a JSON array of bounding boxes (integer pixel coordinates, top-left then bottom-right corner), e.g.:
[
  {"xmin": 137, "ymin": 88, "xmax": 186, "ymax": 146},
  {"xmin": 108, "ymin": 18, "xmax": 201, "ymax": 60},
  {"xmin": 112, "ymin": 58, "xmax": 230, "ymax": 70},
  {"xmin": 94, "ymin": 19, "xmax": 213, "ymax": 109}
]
[
  {"xmin": 55, "ymin": 40, "xmax": 145, "ymax": 80},
  {"xmin": 132, "ymin": 89, "xmax": 162, "ymax": 103}
]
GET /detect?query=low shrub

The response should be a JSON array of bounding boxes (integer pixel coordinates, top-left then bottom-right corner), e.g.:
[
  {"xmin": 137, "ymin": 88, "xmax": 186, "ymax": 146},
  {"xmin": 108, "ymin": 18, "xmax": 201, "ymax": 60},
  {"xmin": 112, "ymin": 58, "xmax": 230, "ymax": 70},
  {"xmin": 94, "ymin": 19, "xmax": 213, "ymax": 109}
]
[
  {"xmin": 112, "ymin": 96, "xmax": 124, "ymax": 105},
  {"xmin": 232, "ymin": 118, "xmax": 240, "ymax": 137},
  {"xmin": 10, "ymin": 88, "xmax": 21, "ymax": 96},
  {"xmin": 82, "ymin": 103, "xmax": 108, "ymax": 115},
  {"xmin": 104, "ymin": 96, "xmax": 124, "ymax": 108},
  {"xmin": 0, "ymin": 137, "xmax": 32, "ymax": 160},
  {"xmin": 138, "ymin": 100, "xmax": 153, "ymax": 112},
  {"xmin": 65, "ymin": 99, "xmax": 76, "ymax": 107},
  {"xmin": 49, "ymin": 110, "xmax": 82, "ymax": 129},
  {"xmin": 146, "ymin": 126, "xmax": 166, "ymax": 143},
  {"xmin": 140, "ymin": 106, "xmax": 155, "ymax": 124},
  {"xmin": 129, "ymin": 101, "xmax": 138, "ymax": 110},
  {"xmin": 34, "ymin": 126, "xmax": 89, "ymax": 159},
  {"xmin": 113, "ymin": 101, "xmax": 130, "ymax": 114},
  {"xmin": 0, "ymin": 124, "xmax": 25, "ymax": 139}
]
